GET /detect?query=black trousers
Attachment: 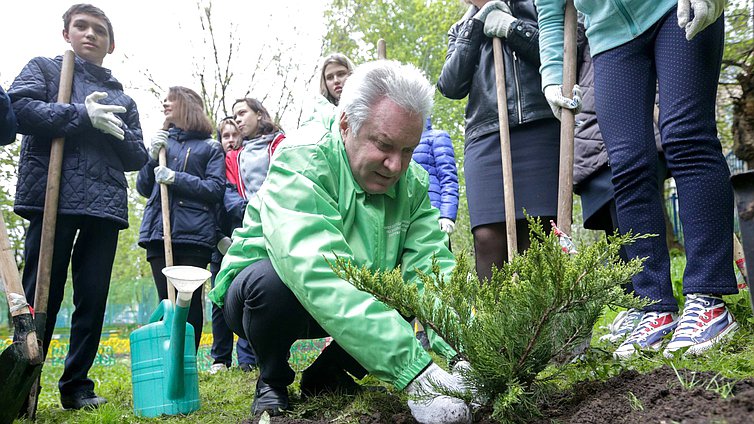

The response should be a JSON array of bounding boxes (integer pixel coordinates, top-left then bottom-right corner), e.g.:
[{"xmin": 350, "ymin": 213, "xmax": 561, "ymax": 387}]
[
  {"xmin": 21, "ymin": 214, "xmax": 119, "ymax": 395},
  {"xmin": 209, "ymin": 260, "xmax": 256, "ymax": 366},
  {"xmin": 149, "ymin": 255, "xmax": 208, "ymax": 351},
  {"xmin": 223, "ymin": 259, "xmax": 366, "ymax": 388}
]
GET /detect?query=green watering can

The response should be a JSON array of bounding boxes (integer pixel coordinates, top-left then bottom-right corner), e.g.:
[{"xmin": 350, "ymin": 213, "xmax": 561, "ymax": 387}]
[{"xmin": 130, "ymin": 266, "xmax": 211, "ymax": 417}]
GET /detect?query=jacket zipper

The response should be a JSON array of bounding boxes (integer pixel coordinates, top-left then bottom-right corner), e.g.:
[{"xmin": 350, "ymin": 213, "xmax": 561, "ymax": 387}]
[
  {"xmin": 512, "ymin": 51, "xmax": 523, "ymax": 125},
  {"xmin": 611, "ymin": 0, "xmax": 639, "ymax": 37}
]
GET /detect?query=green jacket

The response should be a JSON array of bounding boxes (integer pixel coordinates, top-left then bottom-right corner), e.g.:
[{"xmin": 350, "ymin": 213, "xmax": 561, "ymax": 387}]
[
  {"xmin": 208, "ymin": 119, "xmax": 455, "ymax": 389},
  {"xmin": 536, "ymin": 0, "xmax": 676, "ymax": 88}
]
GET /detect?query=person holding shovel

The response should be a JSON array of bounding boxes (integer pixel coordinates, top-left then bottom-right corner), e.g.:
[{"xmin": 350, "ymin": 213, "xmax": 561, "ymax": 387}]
[
  {"xmin": 537, "ymin": 0, "xmax": 738, "ymax": 358},
  {"xmin": 8, "ymin": 3, "xmax": 148, "ymax": 410},
  {"xmin": 136, "ymin": 86, "xmax": 225, "ymax": 352},
  {"xmin": 209, "ymin": 60, "xmax": 472, "ymax": 423},
  {"xmin": 437, "ymin": 0, "xmax": 562, "ymax": 281}
]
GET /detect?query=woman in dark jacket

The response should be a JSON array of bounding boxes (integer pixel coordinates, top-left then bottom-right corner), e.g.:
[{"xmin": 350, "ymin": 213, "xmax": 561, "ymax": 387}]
[
  {"xmin": 137, "ymin": 86, "xmax": 225, "ymax": 351},
  {"xmin": 438, "ymin": 0, "xmax": 560, "ymax": 281}
]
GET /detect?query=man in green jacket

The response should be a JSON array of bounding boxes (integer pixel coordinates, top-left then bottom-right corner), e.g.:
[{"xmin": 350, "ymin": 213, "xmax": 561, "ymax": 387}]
[{"xmin": 208, "ymin": 60, "xmax": 471, "ymax": 424}]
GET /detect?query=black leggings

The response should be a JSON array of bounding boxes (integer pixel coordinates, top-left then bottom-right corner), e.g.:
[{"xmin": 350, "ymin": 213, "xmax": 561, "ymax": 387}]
[{"xmin": 149, "ymin": 255, "xmax": 208, "ymax": 352}]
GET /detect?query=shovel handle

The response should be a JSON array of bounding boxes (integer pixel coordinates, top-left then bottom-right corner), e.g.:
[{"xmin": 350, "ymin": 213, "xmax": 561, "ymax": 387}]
[
  {"xmin": 556, "ymin": 0, "xmax": 578, "ymax": 235},
  {"xmin": 159, "ymin": 147, "xmax": 175, "ymax": 304},
  {"xmin": 377, "ymin": 39, "xmax": 387, "ymax": 60},
  {"xmin": 35, "ymin": 50, "xmax": 75, "ymax": 317},
  {"xmin": 0, "ymin": 212, "xmax": 29, "ymax": 318},
  {"xmin": 492, "ymin": 37, "xmax": 517, "ymax": 261}
]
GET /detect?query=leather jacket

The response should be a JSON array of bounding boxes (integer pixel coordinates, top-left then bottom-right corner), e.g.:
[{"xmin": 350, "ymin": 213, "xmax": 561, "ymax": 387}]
[{"xmin": 437, "ymin": 1, "xmax": 552, "ymax": 142}]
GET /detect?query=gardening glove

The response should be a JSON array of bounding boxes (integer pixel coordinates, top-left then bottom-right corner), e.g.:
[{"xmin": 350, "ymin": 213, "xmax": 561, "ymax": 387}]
[
  {"xmin": 543, "ymin": 84, "xmax": 583, "ymax": 121},
  {"xmin": 154, "ymin": 165, "xmax": 175, "ymax": 185},
  {"xmin": 484, "ymin": 8, "xmax": 517, "ymax": 38},
  {"xmin": 677, "ymin": 0, "xmax": 725, "ymax": 41},
  {"xmin": 406, "ymin": 363, "xmax": 471, "ymax": 424},
  {"xmin": 439, "ymin": 218, "xmax": 456, "ymax": 235},
  {"xmin": 85, "ymin": 92, "xmax": 126, "ymax": 140},
  {"xmin": 473, "ymin": 0, "xmax": 511, "ymax": 23},
  {"xmin": 217, "ymin": 236, "xmax": 232, "ymax": 255},
  {"xmin": 148, "ymin": 130, "xmax": 169, "ymax": 161},
  {"xmin": 451, "ymin": 360, "xmax": 485, "ymax": 409}
]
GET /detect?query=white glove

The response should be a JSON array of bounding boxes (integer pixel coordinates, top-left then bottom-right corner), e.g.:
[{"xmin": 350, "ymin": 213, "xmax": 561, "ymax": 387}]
[
  {"xmin": 451, "ymin": 360, "xmax": 485, "ymax": 409},
  {"xmin": 85, "ymin": 92, "xmax": 126, "ymax": 140},
  {"xmin": 217, "ymin": 236, "xmax": 232, "ymax": 255},
  {"xmin": 473, "ymin": 0, "xmax": 510, "ymax": 23},
  {"xmin": 406, "ymin": 363, "xmax": 471, "ymax": 424},
  {"xmin": 149, "ymin": 130, "xmax": 169, "ymax": 161},
  {"xmin": 154, "ymin": 165, "xmax": 175, "ymax": 185},
  {"xmin": 543, "ymin": 84, "xmax": 583, "ymax": 121},
  {"xmin": 484, "ymin": 9, "xmax": 517, "ymax": 38},
  {"xmin": 439, "ymin": 218, "xmax": 456, "ymax": 235},
  {"xmin": 677, "ymin": 0, "xmax": 725, "ymax": 41}
]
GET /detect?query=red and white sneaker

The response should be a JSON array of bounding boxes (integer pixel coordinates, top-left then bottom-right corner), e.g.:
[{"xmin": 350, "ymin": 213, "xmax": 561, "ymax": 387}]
[
  {"xmin": 613, "ymin": 311, "xmax": 678, "ymax": 359},
  {"xmin": 663, "ymin": 294, "xmax": 738, "ymax": 358}
]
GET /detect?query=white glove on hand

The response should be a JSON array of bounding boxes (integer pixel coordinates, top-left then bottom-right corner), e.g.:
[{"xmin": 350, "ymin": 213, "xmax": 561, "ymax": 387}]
[
  {"xmin": 451, "ymin": 360, "xmax": 485, "ymax": 409},
  {"xmin": 217, "ymin": 236, "xmax": 232, "ymax": 256},
  {"xmin": 85, "ymin": 92, "xmax": 126, "ymax": 140},
  {"xmin": 149, "ymin": 130, "xmax": 169, "ymax": 161},
  {"xmin": 154, "ymin": 166, "xmax": 175, "ymax": 185},
  {"xmin": 439, "ymin": 218, "xmax": 456, "ymax": 235},
  {"xmin": 543, "ymin": 84, "xmax": 583, "ymax": 121},
  {"xmin": 484, "ymin": 9, "xmax": 517, "ymax": 38},
  {"xmin": 677, "ymin": 0, "xmax": 724, "ymax": 41},
  {"xmin": 406, "ymin": 363, "xmax": 471, "ymax": 424},
  {"xmin": 473, "ymin": 0, "xmax": 510, "ymax": 23}
]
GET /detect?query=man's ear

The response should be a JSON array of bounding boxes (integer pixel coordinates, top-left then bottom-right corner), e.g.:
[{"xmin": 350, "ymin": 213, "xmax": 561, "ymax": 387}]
[
  {"xmin": 108, "ymin": 41, "xmax": 115, "ymax": 54},
  {"xmin": 62, "ymin": 29, "xmax": 71, "ymax": 43},
  {"xmin": 339, "ymin": 111, "xmax": 348, "ymax": 134}
]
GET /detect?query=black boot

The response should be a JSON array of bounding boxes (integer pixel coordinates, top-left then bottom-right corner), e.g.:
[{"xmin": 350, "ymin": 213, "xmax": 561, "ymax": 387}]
[{"xmin": 252, "ymin": 378, "xmax": 290, "ymax": 416}]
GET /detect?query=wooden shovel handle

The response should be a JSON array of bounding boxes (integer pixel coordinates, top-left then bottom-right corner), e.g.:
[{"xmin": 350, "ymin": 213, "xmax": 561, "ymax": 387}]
[
  {"xmin": 492, "ymin": 37, "xmax": 517, "ymax": 261},
  {"xmin": 159, "ymin": 147, "xmax": 175, "ymax": 304},
  {"xmin": 377, "ymin": 39, "xmax": 387, "ymax": 60},
  {"xmin": 556, "ymin": 0, "xmax": 578, "ymax": 235},
  {"xmin": 35, "ymin": 50, "xmax": 75, "ymax": 315}
]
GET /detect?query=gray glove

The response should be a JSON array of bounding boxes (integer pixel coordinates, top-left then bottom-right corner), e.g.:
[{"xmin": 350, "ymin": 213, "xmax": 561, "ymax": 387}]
[
  {"xmin": 677, "ymin": 0, "xmax": 724, "ymax": 41},
  {"xmin": 439, "ymin": 218, "xmax": 456, "ymax": 235},
  {"xmin": 406, "ymin": 363, "xmax": 471, "ymax": 424},
  {"xmin": 473, "ymin": 0, "xmax": 510, "ymax": 23},
  {"xmin": 543, "ymin": 84, "xmax": 583, "ymax": 121},
  {"xmin": 85, "ymin": 92, "xmax": 126, "ymax": 140},
  {"xmin": 149, "ymin": 130, "xmax": 169, "ymax": 161},
  {"xmin": 154, "ymin": 165, "xmax": 175, "ymax": 185},
  {"xmin": 484, "ymin": 9, "xmax": 517, "ymax": 38}
]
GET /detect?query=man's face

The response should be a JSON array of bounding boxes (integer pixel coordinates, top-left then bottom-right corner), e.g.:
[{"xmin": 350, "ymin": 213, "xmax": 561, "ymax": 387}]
[
  {"xmin": 63, "ymin": 13, "xmax": 113, "ymax": 66},
  {"xmin": 341, "ymin": 98, "xmax": 423, "ymax": 194},
  {"xmin": 233, "ymin": 102, "xmax": 260, "ymax": 139}
]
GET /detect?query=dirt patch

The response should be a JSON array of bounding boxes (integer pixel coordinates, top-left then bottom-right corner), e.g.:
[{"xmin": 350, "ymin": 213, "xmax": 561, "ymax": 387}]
[
  {"xmin": 243, "ymin": 366, "xmax": 754, "ymax": 423},
  {"xmin": 531, "ymin": 365, "xmax": 754, "ymax": 424}
]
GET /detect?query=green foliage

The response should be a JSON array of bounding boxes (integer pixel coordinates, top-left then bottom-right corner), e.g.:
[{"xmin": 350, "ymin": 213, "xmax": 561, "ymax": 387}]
[{"xmin": 332, "ymin": 216, "xmax": 650, "ymax": 421}]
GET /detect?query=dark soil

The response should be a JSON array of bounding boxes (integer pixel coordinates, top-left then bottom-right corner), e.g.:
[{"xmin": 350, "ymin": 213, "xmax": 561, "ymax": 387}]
[{"xmin": 245, "ymin": 366, "xmax": 754, "ymax": 423}]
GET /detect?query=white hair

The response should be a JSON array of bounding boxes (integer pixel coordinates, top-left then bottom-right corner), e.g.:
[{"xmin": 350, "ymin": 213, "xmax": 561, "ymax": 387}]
[{"xmin": 339, "ymin": 60, "xmax": 434, "ymax": 136}]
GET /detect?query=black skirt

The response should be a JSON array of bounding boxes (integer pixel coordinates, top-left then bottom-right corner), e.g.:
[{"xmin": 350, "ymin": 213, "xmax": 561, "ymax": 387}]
[{"xmin": 464, "ymin": 118, "xmax": 560, "ymax": 229}]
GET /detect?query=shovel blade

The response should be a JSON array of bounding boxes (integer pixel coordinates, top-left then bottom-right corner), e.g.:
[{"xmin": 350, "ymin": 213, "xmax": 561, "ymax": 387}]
[{"xmin": 0, "ymin": 342, "xmax": 43, "ymax": 423}]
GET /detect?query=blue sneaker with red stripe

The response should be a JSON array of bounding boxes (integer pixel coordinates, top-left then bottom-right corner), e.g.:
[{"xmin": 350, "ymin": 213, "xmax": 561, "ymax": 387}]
[
  {"xmin": 613, "ymin": 311, "xmax": 678, "ymax": 359},
  {"xmin": 663, "ymin": 294, "xmax": 738, "ymax": 358}
]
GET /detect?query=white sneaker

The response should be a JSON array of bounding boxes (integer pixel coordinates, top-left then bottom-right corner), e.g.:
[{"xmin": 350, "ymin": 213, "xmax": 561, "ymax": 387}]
[
  {"xmin": 406, "ymin": 363, "xmax": 471, "ymax": 424},
  {"xmin": 599, "ymin": 308, "xmax": 643, "ymax": 344},
  {"xmin": 209, "ymin": 363, "xmax": 228, "ymax": 374}
]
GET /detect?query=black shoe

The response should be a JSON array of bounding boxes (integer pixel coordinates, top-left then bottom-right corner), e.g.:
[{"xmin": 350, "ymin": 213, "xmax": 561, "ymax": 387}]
[
  {"xmin": 239, "ymin": 363, "xmax": 257, "ymax": 373},
  {"xmin": 251, "ymin": 379, "xmax": 290, "ymax": 416},
  {"xmin": 60, "ymin": 390, "xmax": 107, "ymax": 410},
  {"xmin": 300, "ymin": 363, "xmax": 362, "ymax": 398}
]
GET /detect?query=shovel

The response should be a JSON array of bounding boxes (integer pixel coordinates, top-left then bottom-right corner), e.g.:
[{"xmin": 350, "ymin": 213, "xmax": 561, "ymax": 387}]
[
  {"xmin": 553, "ymin": 0, "xmax": 578, "ymax": 253},
  {"xmin": 0, "ymin": 211, "xmax": 43, "ymax": 423},
  {"xmin": 24, "ymin": 49, "xmax": 76, "ymax": 419},
  {"xmin": 159, "ymin": 120, "xmax": 176, "ymax": 304},
  {"xmin": 492, "ymin": 37, "xmax": 517, "ymax": 261}
]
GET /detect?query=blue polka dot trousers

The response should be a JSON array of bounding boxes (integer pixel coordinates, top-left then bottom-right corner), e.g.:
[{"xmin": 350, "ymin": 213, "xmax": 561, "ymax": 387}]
[{"xmin": 592, "ymin": 9, "xmax": 737, "ymax": 312}]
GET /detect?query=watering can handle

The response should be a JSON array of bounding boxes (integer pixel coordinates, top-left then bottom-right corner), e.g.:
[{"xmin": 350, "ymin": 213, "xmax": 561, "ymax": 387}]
[{"xmin": 149, "ymin": 299, "xmax": 173, "ymax": 323}]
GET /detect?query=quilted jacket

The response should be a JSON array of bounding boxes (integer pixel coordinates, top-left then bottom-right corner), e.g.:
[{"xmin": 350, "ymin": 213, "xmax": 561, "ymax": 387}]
[
  {"xmin": 0, "ymin": 85, "xmax": 16, "ymax": 145},
  {"xmin": 412, "ymin": 118, "xmax": 459, "ymax": 221},
  {"xmin": 9, "ymin": 55, "xmax": 147, "ymax": 229},
  {"xmin": 136, "ymin": 127, "xmax": 225, "ymax": 250}
]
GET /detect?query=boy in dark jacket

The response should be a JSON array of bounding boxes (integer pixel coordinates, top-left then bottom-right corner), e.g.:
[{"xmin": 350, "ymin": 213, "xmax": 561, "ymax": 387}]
[{"xmin": 8, "ymin": 3, "xmax": 148, "ymax": 410}]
